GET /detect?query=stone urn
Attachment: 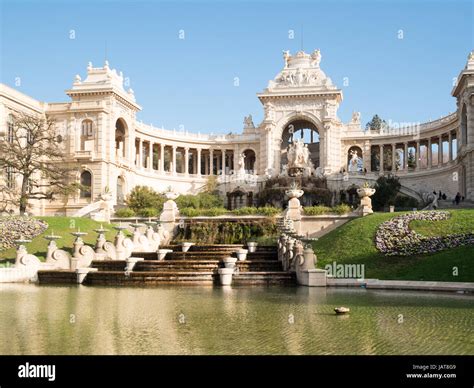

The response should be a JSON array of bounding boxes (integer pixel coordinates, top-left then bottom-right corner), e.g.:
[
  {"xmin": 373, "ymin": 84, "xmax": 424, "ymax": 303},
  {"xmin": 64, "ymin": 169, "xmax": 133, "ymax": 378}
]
[
  {"xmin": 235, "ymin": 249, "xmax": 248, "ymax": 261},
  {"xmin": 164, "ymin": 191, "xmax": 179, "ymax": 201},
  {"xmin": 99, "ymin": 192, "xmax": 113, "ymax": 202},
  {"xmin": 285, "ymin": 188, "xmax": 304, "ymax": 200},
  {"xmin": 356, "ymin": 186, "xmax": 376, "ymax": 216},
  {"xmin": 181, "ymin": 242, "xmax": 194, "ymax": 252},
  {"xmin": 357, "ymin": 187, "xmax": 376, "ymax": 198},
  {"xmin": 247, "ymin": 242, "xmax": 258, "ymax": 253},
  {"xmin": 157, "ymin": 249, "xmax": 173, "ymax": 260},
  {"xmin": 218, "ymin": 268, "xmax": 234, "ymax": 286},
  {"xmin": 222, "ymin": 256, "xmax": 237, "ymax": 269}
]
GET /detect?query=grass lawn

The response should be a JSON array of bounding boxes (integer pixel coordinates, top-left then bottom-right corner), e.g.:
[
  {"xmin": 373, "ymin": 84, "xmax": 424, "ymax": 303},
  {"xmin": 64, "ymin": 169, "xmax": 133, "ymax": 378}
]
[
  {"xmin": 0, "ymin": 217, "xmax": 130, "ymax": 261},
  {"xmin": 410, "ymin": 209, "xmax": 474, "ymax": 236},
  {"xmin": 313, "ymin": 210, "xmax": 474, "ymax": 282}
]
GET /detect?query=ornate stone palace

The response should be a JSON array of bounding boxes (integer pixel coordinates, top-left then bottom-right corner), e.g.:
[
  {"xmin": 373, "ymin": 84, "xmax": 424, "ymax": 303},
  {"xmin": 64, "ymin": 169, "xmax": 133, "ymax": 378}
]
[{"xmin": 1, "ymin": 49, "xmax": 473, "ymax": 215}]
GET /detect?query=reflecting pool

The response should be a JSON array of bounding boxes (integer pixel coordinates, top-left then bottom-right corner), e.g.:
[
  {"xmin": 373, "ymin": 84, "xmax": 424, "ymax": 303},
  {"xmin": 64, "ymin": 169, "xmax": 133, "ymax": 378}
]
[{"xmin": 0, "ymin": 284, "xmax": 472, "ymax": 355}]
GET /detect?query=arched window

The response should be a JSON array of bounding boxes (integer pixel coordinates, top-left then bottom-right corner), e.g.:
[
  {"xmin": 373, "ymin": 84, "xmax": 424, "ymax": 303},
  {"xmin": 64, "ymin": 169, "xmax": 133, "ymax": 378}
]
[
  {"xmin": 80, "ymin": 171, "xmax": 92, "ymax": 198},
  {"xmin": 115, "ymin": 118, "xmax": 127, "ymax": 158},
  {"xmin": 347, "ymin": 146, "xmax": 363, "ymax": 172},
  {"xmin": 242, "ymin": 149, "xmax": 256, "ymax": 173},
  {"xmin": 80, "ymin": 119, "xmax": 94, "ymax": 151}
]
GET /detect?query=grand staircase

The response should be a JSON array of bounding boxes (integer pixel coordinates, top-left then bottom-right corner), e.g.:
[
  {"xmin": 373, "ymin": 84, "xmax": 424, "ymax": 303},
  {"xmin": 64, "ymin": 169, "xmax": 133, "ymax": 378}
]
[{"xmin": 39, "ymin": 244, "xmax": 295, "ymax": 286}]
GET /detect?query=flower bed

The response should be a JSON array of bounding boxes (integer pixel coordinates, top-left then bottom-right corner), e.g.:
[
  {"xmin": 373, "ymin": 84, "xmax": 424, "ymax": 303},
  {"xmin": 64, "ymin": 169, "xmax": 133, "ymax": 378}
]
[
  {"xmin": 0, "ymin": 216, "xmax": 48, "ymax": 251},
  {"xmin": 375, "ymin": 211, "xmax": 474, "ymax": 256}
]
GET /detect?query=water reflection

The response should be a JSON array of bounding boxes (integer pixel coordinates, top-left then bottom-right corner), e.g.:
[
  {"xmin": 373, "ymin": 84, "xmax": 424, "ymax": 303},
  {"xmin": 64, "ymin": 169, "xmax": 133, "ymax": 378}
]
[{"xmin": 0, "ymin": 284, "xmax": 472, "ymax": 355}]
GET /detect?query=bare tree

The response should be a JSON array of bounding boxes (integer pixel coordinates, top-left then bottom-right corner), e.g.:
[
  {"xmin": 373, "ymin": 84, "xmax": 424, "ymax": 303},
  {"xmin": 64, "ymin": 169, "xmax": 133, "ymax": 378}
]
[{"xmin": 0, "ymin": 113, "xmax": 78, "ymax": 214}]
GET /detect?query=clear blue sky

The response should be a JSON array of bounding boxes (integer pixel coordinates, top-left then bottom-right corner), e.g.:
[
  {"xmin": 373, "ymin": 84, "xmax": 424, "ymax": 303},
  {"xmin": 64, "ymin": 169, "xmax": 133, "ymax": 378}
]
[{"xmin": 1, "ymin": 0, "xmax": 473, "ymax": 134}]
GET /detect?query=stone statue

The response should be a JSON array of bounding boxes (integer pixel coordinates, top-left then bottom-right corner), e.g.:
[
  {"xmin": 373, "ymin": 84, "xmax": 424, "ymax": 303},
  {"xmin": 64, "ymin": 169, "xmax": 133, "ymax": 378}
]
[
  {"xmin": 243, "ymin": 114, "xmax": 254, "ymax": 129},
  {"xmin": 351, "ymin": 111, "xmax": 361, "ymax": 124},
  {"xmin": 287, "ymin": 139, "xmax": 306, "ymax": 168},
  {"xmin": 348, "ymin": 150, "xmax": 359, "ymax": 172},
  {"xmin": 303, "ymin": 144, "xmax": 310, "ymax": 165},
  {"xmin": 311, "ymin": 49, "xmax": 321, "ymax": 67},
  {"xmin": 238, "ymin": 153, "xmax": 246, "ymax": 172},
  {"xmin": 283, "ymin": 50, "xmax": 291, "ymax": 68},
  {"xmin": 264, "ymin": 102, "xmax": 275, "ymax": 121}
]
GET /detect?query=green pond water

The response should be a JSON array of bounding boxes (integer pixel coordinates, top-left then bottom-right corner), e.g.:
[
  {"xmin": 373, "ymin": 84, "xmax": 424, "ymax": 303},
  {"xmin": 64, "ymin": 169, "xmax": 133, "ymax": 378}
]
[{"xmin": 0, "ymin": 284, "xmax": 472, "ymax": 355}]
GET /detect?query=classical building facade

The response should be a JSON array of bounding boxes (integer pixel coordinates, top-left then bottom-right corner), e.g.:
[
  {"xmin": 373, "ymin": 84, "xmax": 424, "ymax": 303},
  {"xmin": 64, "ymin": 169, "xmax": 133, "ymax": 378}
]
[{"xmin": 1, "ymin": 49, "xmax": 473, "ymax": 215}]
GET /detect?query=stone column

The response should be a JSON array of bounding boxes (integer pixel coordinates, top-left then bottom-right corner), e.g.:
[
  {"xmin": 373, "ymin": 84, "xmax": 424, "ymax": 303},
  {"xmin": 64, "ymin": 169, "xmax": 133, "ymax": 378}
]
[
  {"xmin": 184, "ymin": 147, "xmax": 189, "ymax": 175},
  {"xmin": 172, "ymin": 145, "xmax": 177, "ymax": 174},
  {"xmin": 233, "ymin": 147, "xmax": 239, "ymax": 175},
  {"xmin": 221, "ymin": 149, "xmax": 225, "ymax": 175},
  {"xmin": 391, "ymin": 143, "xmax": 396, "ymax": 171},
  {"xmin": 404, "ymin": 142, "xmax": 408, "ymax": 170},
  {"xmin": 160, "ymin": 144, "xmax": 164, "ymax": 172},
  {"xmin": 448, "ymin": 132, "xmax": 453, "ymax": 161},
  {"xmin": 266, "ymin": 128, "xmax": 273, "ymax": 172},
  {"xmin": 416, "ymin": 141, "xmax": 420, "ymax": 169},
  {"xmin": 197, "ymin": 148, "xmax": 202, "ymax": 176},
  {"xmin": 379, "ymin": 145, "xmax": 384, "ymax": 172},
  {"xmin": 138, "ymin": 139, "xmax": 143, "ymax": 168},
  {"xmin": 148, "ymin": 142, "xmax": 153, "ymax": 171},
  {"xmin": 428, "ymin": 138, "xmax": 432, "ymax": 168},
  {"xmin": 209, "ymin": 149, "xmax": 214, "ymax": 175},
  {"xmin": 438, "ymin": 137, "xmax": 442, "ymax": 166}
]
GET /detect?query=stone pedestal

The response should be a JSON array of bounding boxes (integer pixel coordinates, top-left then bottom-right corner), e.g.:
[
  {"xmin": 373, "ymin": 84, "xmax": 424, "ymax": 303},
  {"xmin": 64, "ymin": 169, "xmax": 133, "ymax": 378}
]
[
  {"xmin": 159, "ymin": 196, "xmax": 179, "ymax": 242},
  {"xmin": 297, "ymin": 269, "xmax": 327, "ymax": 287},
  {"xmin": 356, "ymin": 187, "xmax": 376, "ymax": 216},
  {"xmin": 285, "ymin": 197, "xmax": 303, "ymax": 235}
]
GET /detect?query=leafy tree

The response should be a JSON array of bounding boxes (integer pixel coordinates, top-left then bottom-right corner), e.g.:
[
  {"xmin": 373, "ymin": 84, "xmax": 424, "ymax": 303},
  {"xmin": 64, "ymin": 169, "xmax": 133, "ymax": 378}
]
[
  {"xmin": 0, "ymin": 113, "xmax": 77, "ymax": 214},
  {"xmin": 203, "ymin": 175, "xmax": 218, "ymax": 194},
  {"xmin": 407, "ymin": 148, "xmax": 416, "ymax": 169},
  {"xmin": 365, "ymin": 114, "xmax": 387, "ymax": 132},
  {"xmin": 371, "ymin": 175, "xmax": 401, "ymax": 210},
  {"xmin": 125, "ymin": 186, "xmax": 165, "ymax": 213}
]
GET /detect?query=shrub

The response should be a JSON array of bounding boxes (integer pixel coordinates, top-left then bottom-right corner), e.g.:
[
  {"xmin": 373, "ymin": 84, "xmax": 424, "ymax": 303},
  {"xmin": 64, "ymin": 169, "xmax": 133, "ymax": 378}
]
[
  {"xmin": 179, "ymin": 207, "xmax": 202, "ymax": 217},
  {"xmin": 332, "ymin": 204, "xmax": 352, "ymax": 215},
  {"xmin": 175, "ymin": 219, "xmax": 278, "ymax": 244},
  {"xmin": 394, "ymin": 195, "xmax": 419, "ymax": 209},
  {"xmin": 232, "ymin": 207, "xmax": 258, "ymax": 216},
  {"xmin": 202, "ymin": 207, "xmax": 228, "ymax": 217},
  {"xmin": 126, "ymin": 186, "xmax": 166, "ymax": 213},
  {"xmin": 115, "ymin": 207, "xmax": 135, "ymax": 218},
  {"xmin": 257, "ymin": 206, "xmax": 281, "ymax": 217},
  {"xmin": 137, "ymin": 207, "xmax": 159, "ymax": 217},
  {"xmin": 304, "ymin": 206, "xmax": 332, "ymax": 215},
  {"xmin": 176, "ymin": 192, "xmax": 223, "ymax": 209}
]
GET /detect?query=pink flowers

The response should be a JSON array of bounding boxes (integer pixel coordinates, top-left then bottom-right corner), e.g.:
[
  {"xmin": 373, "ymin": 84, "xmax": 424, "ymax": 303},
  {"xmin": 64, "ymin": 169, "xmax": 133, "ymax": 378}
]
[
  {"xmin": 0, "ymin": 216, "xmax": 48, "ymax": 251},
  {"xmin": 375, "ymin": 211, "xmax": 474, "ymax": 256}
]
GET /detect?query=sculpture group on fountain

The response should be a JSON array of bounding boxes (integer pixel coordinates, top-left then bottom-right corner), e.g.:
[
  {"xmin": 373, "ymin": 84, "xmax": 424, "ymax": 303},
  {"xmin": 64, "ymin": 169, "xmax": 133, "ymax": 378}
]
[{"xmin": 281, "ymin": 138, "xmax": 323, "ymax": 178}]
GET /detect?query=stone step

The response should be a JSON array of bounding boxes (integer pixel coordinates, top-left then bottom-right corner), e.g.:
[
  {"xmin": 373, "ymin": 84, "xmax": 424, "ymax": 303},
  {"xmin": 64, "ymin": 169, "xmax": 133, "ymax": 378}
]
[
  {"xmin": 92, "ymin": 260, "xmax": 127, "ymax": 271},
  {"xmin": 246, "ymin": 252, "xmax": 278, "ymax": 261},
  {"xmin": 233, "ymin": 271, "xmax": 296, "ymax": 286},
  {"xmin": 84, "ymin": 271, "xmax": 214, "ymax": 285},
  {"xmin": 165, "ymin": 252, "xmax": 233, "ymax": 260},
  {"xmin": 188, "ymin": 244, "xmax": 244, "ymax": 252},
  {"xmin": 236, "ymin": 260, "xmax": 283, "ymax": 272},
  {"xmin": 134, "ymin": 260, "xmax": 220, "ymax": 272},
  {"xmin": 37, "ymin": 270, "xmax": 77, "ymax": 284},
  {"xmin": 436, "ymin": 200, "xmax": 474, "ymax": 209}
]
